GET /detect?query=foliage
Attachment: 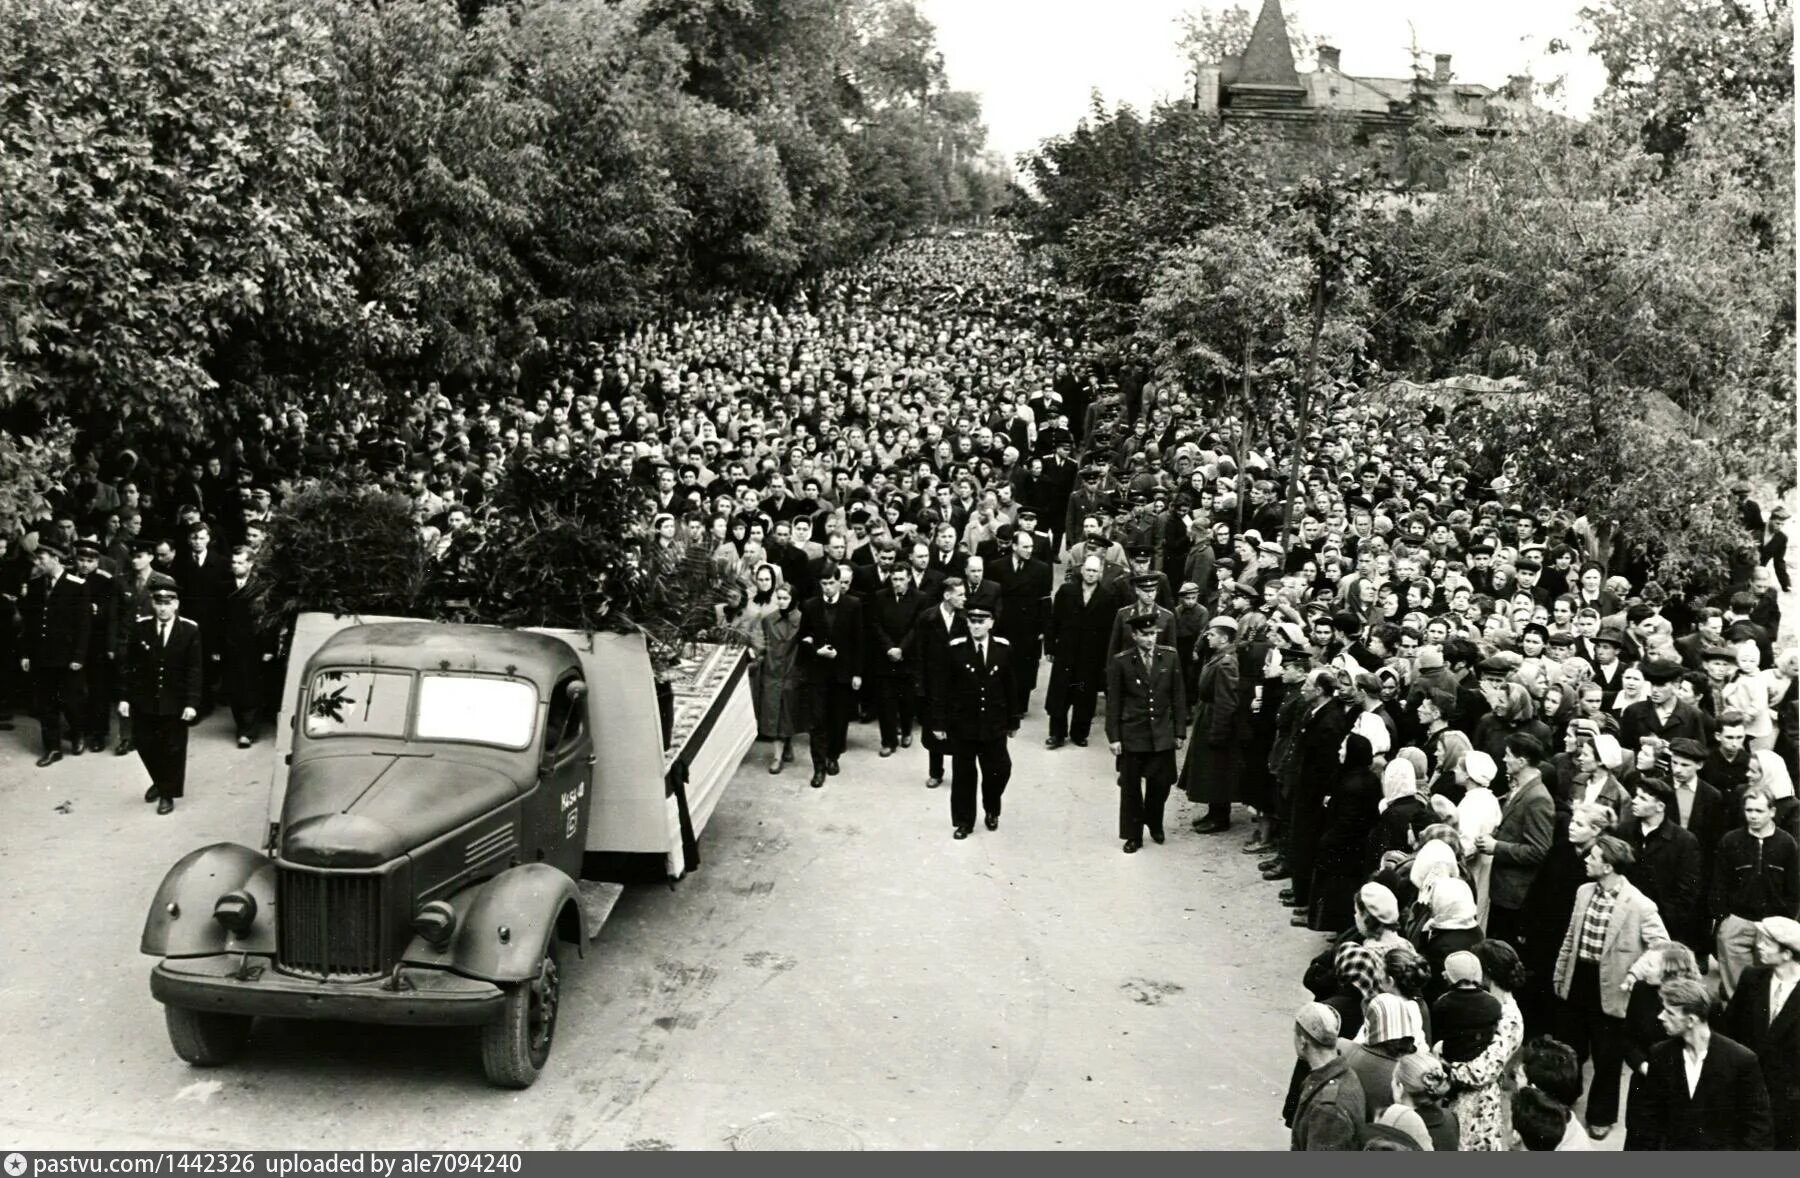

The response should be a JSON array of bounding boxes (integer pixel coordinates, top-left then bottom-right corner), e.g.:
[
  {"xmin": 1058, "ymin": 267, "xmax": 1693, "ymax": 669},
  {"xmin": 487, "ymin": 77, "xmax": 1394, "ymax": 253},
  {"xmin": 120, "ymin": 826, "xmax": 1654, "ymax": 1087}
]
[
  {"xmin": 257, "ymin": 482, "xmax": 431, "ymax": 619},
  {"xmin": 257, "ymin": 455, "xmax": 735, "ymax": 666},
  {"xmin": 0, "ymin": 0, "xmax": 1002, "ymax": 503},
  {"xmin": 0, "ymin": 424, "xmax": 75, "ymax": 526},
  {"xmin": 1177, "ymin": 2, "xmax": 1314, "ymax": 69}
]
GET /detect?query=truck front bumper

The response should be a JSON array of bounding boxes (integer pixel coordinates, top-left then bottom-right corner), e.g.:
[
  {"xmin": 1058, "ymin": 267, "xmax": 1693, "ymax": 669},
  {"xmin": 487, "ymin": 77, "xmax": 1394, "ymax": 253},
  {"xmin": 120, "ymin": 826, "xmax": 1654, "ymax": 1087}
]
[{"xmin": 151, "ymin": 955, "xmax": 506, "ymax": 1026}]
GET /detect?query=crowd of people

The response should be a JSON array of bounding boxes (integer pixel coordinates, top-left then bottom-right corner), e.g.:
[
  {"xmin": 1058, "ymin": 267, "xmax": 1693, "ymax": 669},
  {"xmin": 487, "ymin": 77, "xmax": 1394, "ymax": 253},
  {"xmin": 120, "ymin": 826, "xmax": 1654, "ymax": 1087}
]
[{"xmin": 2, "ymin": 232, "xmax": 1795, "ymax": 1147}]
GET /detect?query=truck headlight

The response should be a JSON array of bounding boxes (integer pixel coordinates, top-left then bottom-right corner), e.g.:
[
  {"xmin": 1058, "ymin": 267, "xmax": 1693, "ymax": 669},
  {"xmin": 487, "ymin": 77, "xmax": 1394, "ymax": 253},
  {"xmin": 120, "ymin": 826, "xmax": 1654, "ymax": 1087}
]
[
  {"xmin": 213, "ymin": 890, "xmax": 257, "ymax": 935},
  {"xmin": 413, "ymin": 901, "xmax": 456, "ymax": 949}
]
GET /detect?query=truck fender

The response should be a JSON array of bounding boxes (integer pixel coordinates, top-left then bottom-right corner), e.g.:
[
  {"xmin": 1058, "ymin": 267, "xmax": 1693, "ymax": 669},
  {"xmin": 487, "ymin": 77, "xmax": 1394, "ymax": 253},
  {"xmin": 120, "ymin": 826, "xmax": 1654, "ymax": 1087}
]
[
  {"xmin": 141, "ymin": 843, "xmax": 277, "ymax": 958},
  {"xmin": 417, "ymin": 863, "xmax": 585, "ymax": 985}
]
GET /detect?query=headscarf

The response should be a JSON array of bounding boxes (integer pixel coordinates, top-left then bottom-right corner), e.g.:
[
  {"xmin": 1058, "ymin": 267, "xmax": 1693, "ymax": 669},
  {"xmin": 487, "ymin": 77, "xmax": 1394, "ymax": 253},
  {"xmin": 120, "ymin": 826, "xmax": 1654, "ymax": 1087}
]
[
  {"xmin": 1334, "ymin": 943, "xmax": 1381, "ymax": 1003},
  {"xmin": 1396, "ymin": 746, "xmax": 1430, "ymax": 786},
  {"xmin": 1379, "ymin": 760, "xmax": 1419, "ymax": 813},
  {"xmin": 1363, "ymin": 993, "xmax": 1424, "ymax": 1048},
  {"xmin": 1408, "ymin": 836, "xmax": 1460, "ymax": 895},
  {"xmin": 1435, "ymin": 730, "xmax": 1472, "ymax": 778},
  {"xmin": 1592, "ymin": 733, "xmax": 1625, "ymax": 773},
  {"xmin": 1753, "ymin": 749, "xmax": 1796, "ymax": 800},
  {"xmin": 1424, "ymin": 878, "xmax": 1479, "ymax": 932},
  {"xmin": 749, "ymin": 560, "xmax": 784, "ymax": 605},
  {"xmin": 1462, "ymin": 750, "xmax": 1498, "ymax": 789}
]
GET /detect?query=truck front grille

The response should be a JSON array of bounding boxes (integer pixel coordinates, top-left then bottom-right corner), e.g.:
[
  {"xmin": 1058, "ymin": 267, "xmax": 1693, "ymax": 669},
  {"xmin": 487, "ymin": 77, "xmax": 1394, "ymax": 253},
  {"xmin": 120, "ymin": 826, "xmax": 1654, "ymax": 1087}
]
[{"xmin": 276, "ymin": 868, "xmax": 390, "ymax": 980}]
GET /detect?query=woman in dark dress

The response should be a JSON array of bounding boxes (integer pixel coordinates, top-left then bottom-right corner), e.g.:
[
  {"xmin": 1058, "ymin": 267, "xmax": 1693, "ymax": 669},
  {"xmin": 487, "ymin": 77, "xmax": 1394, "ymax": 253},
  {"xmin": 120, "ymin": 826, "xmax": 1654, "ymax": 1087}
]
[{"xmin": 1308, "ymin": 732, "xmax": 1383, "ymax": 931}]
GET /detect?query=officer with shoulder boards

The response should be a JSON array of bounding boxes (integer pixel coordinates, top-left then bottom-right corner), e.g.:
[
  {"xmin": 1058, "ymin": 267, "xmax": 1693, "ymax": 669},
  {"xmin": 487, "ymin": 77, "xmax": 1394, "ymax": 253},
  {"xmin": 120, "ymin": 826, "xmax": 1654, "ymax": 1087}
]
[
  {"xmin": 1106, "ymin": 612, "xmax": 1188, "ymax": 853},
  {"xmin": 933, "ymin": 605, "xmax": 1014, "ymax": 840},
  {"xmin": 20, "ymin": 538, "xmax": 90, "ymax": 766},
  {"xmin": 119, "ymin": 573, "xmax": 202, "ymax": 814}
]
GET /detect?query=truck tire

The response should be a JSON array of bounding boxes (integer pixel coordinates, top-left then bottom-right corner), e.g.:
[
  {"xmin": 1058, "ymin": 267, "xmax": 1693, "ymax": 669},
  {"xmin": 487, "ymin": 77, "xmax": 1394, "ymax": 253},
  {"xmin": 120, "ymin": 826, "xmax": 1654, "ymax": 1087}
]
[
  {"xmin": 164, "ymin": 1006, "xmax": 251, "ymax": 1066},
  {"xmin": 480, "ymin": 940, "xmax": 560, "ymax": 1088}
]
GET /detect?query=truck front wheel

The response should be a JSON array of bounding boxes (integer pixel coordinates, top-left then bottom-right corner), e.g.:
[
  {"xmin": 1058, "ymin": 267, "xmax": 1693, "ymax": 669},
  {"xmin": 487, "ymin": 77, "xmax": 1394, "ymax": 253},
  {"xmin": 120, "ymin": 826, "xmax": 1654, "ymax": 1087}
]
[
  {"xmin": 480, "ymin": 940, "xmax": 560, "ymax": 1088},
  {"xmin": 164, "ymin": 1006, "xmax": 252, "ymax": 1066}
]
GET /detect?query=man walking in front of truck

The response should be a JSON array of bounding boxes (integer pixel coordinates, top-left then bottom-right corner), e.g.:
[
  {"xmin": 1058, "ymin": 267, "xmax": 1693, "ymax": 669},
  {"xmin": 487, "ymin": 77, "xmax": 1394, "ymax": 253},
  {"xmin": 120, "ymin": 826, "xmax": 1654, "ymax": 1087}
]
[
  {"xmin": 932, "ymin": 605, "xmax": 1014, "ymax": 840},
  {"xmin": 118, "ymin": 573, "xmax": 202, "ymax": 814}
]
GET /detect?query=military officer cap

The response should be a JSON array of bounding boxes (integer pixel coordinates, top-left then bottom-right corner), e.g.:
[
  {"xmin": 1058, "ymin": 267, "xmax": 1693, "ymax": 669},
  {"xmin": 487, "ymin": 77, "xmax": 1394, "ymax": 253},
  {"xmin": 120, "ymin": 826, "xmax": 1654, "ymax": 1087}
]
[
  {"xmin": 1016, "ymin": 506, "xmax": 1039, "ymax": 521},
  {"xmin": 1130, "ymin": 573, "xmax": 1160, "ymax": 589},
  {"xmin": 1279, "ymin": 645, "xmax": 1313, "ymax": 665},
  {"xmin": 1127, "ymin": 614, "xmax": 1161, "ymax": 634},
  {"xmin": 966, "ymin": 605, "xmax": 995, "ymax": 621},
  {"xmin": 129, "ymin": 538, "xmax": 157, "ymax": 556},
  {"xmin": 1640, "ymin": 657, "xmax": 1684, "ymax": 684},
  {"xmin": 1126, "ymin": 544, "xmax": 1152, "ymax": 560},
  {"xmin": 73, "ymin": 537, "xmax": 103, "ymax": 558},
  {"xmin": 35, "ymin": 538, "xmax": 67, "ymax": 560},
  {"xmin": 148, "ymin": 574, "xmax": 180, "ymax": 600}
]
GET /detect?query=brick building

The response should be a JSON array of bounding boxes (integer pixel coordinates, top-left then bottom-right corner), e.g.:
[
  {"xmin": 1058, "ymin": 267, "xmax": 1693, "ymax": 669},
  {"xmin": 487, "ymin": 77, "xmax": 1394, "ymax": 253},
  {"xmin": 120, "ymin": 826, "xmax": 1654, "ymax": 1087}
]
[{"xmin": 1192, "ymin": 0, "xmax": 1537, "ymax": 178}]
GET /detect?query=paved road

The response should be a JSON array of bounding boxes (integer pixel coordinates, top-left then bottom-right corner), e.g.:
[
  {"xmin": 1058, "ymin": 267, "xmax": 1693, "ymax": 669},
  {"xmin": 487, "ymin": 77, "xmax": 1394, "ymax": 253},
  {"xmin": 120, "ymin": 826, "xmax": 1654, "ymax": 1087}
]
[{"xmin": 0, "ymin": 687, "xmax": 1319, "ymax": 1151}]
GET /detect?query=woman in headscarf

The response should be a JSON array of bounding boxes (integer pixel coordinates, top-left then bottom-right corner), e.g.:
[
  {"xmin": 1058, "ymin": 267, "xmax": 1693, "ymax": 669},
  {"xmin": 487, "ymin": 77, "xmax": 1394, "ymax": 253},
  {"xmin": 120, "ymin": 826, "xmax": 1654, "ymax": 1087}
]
[
  {"xmin": 1340, "ymin": 993, "xmax": 1425, "ymax": 1115},
  {"xmin": 1416, "ymin": 878, "xmax": 1483, "ymax": 984},
  {"xmin": 1447, "ymin": 751, "xmax": 1502, "ymax": 926},
  {"xmin": 742, "ymin": 562, "xmax": 784, "ymax": 644},
  {"xmin": 1562, "ymin": 729, "xmax": 1630, "ymax": 817},
  {"xmin": 1429, "ymin": 730, "xmax": 1473, "ymax": 805},
  {"xmin": 752, "ymin": 583, "xmax": 806, "ymax": 773},
  {"xmin": 1370, "ymin": 758, "xmax": 1431, "ymax": 861},
  {"xmin": 1746, "ymin": 748, "xmax": 1800, "ymax": 838},
  {"xmin": 1378, "ymin": 945, "xmax": 1436, "ymax": 1047},
  {"xmin": 1307, "ymin": 732, "xmax": 1384, "ymax": 931},
  {"xmin": 1444, "ymin": 938, "xmax": 1527, "ymax": 1151}
]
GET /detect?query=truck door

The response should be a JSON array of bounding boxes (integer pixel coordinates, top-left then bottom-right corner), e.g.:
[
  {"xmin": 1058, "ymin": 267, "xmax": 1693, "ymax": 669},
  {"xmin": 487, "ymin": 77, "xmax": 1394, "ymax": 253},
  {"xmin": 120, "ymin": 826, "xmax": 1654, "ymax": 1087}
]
[{"xmin": 533, "ymin": 675, "xmax": 593, "ymax": 878}]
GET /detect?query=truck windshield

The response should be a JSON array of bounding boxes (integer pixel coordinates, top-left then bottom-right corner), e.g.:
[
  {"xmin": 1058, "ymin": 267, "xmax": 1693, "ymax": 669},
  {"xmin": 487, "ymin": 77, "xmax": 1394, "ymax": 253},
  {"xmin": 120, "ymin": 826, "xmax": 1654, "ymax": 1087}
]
[
  {"xmin": 305, "ymin": 670, "xmax": 411, "ymax": 738},
  {"xmin": 415, "ymin": 674, "xmax": 538, "ymax": 749}
]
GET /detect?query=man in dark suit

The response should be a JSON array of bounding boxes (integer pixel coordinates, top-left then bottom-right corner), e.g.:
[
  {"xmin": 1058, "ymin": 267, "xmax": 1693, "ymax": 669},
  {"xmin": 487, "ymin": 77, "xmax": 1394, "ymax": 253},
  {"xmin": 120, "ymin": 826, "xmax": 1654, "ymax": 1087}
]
[
  {"xmin": 1044, "ymin": 554, "xmax": 1115, "ymax": 749},
  {"xmin": 72, "ymin": 538, "xmax": 118, "ymax": 753},
  {"xmin": 110, "ymin": 540, "xmax": 157, "ymax": 755},
  {"xmin": 959, "ymin": 554, "xmax": 1003, "ymax": 619},
  {"xmin": 1618, "ymin": 775, "xmax": 1707, "ymax": 963},
  {"xmin": 993, "ymin": 530, "xmax": 1051, "ymax": 731},
  {"xmin": 174, "ymin": 521, "xmax": 231, "ymax": 713},
  {"xmin": 1106, "ymin": 614, "xmax": 1188, "ymax": 853},
  {"xmin": 1723, "ymin": 917, "xmax": 1800, "ymax": 1150},
  {"xmin": 20, "ymin": 540, "xmax": 90, "ymax": 766},
  {"xmin": 930, "ymin": 606, "xmax": 1013, "ymax": 840},
  {"xmin": 1478, "ymin": 733, "xmax": 1556, "ymax": 950},
  {"xmin": 221, "ymin": 546, "xmax": 278, "ymax": 748},
  {"xmin": 868, "ymin": 564, "xmax": 920, "ymax": 757},
  {"xmin": 1276, "ymin": 671, "xmax": 1353, "ymax": 907},
  {"xmin": 1620, "ymin": 658, "xmax": 1713, "ymax": 752},
  {"xmin": 913, "ymin": 576, "xmax": 968, "ymax": 789},
  {"xmin": 119, "ymin": 574, "xmax": 203, "ymax": 814},
  {"xmin": 1628, "ymin": 976, "xmax": 1771, "ymax": 1149},
  {"xmin": 797, "ymin": 565, "xmax": 863, "ymax": 788}
]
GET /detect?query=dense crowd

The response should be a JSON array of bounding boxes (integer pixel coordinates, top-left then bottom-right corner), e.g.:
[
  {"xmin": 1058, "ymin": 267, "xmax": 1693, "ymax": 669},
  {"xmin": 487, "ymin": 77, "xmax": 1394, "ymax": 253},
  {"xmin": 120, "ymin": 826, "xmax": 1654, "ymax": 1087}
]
[{"xmin": 2, "ymin": 232, "xmax": 1795, "ymax": 1147}]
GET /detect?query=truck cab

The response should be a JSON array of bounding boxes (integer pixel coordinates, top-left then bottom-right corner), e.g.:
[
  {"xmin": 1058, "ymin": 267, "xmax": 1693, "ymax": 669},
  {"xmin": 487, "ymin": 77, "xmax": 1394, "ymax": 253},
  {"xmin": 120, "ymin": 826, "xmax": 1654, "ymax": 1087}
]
[{"xmin": 144, "ymin": 624, "xmax": 598, "ymax": 1087}]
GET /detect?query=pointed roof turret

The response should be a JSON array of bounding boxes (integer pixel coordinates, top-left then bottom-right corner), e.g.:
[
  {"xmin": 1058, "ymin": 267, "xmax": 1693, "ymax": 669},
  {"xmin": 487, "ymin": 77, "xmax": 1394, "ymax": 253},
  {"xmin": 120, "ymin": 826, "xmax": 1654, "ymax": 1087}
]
[{"xmin": 1238, "ymin": 0, "xmax": 1301, "ymax": 88}]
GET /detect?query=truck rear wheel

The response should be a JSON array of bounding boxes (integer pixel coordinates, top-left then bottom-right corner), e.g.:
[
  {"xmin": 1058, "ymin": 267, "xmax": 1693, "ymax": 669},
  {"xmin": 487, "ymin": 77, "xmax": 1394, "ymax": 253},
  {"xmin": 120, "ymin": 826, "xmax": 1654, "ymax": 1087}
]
[
  {"xmin": 164, "ymin": 1006, "xmax": 252, "ymax": 1066},
  {"xmin": 480, "ymin": 940, "xmax": 560, "ymax": 1088}
]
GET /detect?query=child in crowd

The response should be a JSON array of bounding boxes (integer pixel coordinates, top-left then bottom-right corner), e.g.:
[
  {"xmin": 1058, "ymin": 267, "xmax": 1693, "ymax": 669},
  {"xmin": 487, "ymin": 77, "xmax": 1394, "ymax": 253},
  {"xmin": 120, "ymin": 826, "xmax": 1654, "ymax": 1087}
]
[{"xmin": 1430, "ymin": 950, "xmax": 1501, "ymax": 1064}]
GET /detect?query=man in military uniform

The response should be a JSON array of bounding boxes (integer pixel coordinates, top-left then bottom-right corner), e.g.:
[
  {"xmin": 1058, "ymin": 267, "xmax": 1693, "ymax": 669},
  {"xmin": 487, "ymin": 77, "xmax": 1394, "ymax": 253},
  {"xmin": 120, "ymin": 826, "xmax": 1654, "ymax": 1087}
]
[
  {"xmin": 119, "ymin": 574, "xmax": 202, "ymax": 814},
  {"xmin": 72, "ymin": 538, "xmax": 117, "ymax": 752},
  {"xmin": 1106, "ymin": 613, "xmax": 1188, "ymax": 853},
  {"xmin": 1106, "ymin": 572, "xmax": 1176, "ymax": 662},
  {"xmin": 20, "ymin": 539, "xmax": 90, "ymax": 766},
  {"xmin": 932, "ymin": 605, "xmax": 1014, "ymax": 840}
]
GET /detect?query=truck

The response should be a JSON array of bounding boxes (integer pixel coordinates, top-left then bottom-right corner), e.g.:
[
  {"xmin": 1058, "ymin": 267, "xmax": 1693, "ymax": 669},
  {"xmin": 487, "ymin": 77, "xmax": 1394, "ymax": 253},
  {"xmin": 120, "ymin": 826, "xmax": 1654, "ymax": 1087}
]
[{"xmin": 140, "ymin": 613, "xmax": 754, "ymax": 1087}]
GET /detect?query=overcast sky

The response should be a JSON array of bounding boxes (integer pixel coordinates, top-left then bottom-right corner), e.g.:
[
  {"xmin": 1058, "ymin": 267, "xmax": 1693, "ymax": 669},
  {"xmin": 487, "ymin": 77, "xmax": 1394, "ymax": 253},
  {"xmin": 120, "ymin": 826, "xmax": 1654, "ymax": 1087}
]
[{"xmin": 917, "ymin": 0, "xmax": 1609, "ymax": 165}]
